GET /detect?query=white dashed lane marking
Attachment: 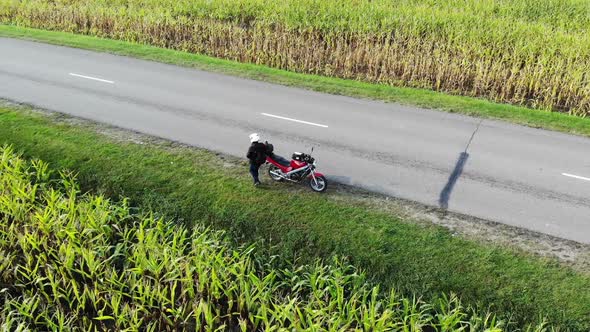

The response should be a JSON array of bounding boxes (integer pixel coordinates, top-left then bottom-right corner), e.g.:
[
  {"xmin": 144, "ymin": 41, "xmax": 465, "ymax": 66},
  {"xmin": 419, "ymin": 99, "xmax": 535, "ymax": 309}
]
[
  {"xmin": 562, "ymin": 173, "xmax": 590, "ymax": 182},
  {"xmin": 69, "ymin": 73, "xmax": 114, "ymax": 84},
  {"xmin": 261, "ymin": 113, "xmax": 329, "ymax": 128}
]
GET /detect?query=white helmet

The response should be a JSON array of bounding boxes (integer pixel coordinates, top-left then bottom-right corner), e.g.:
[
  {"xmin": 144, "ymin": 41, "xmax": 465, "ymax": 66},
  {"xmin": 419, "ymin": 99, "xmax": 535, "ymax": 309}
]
[{"xmin": 249, "ymin": 133, "xmax": 260, "ymax": 143}]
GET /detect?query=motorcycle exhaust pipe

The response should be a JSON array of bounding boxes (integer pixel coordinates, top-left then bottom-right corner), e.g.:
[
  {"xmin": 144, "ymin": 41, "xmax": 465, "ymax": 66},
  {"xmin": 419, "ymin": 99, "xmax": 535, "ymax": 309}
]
[{"xmin": 269, "ymin": 170, "xmax": 299, "ymax": 183}]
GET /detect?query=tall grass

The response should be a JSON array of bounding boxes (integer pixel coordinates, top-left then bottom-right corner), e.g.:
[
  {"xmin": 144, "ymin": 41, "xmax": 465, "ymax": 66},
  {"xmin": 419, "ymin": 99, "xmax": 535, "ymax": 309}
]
[
  {"xmin": 0, "ymin": 143, "xmax": 549, "ymax": 330},
  {"xmin": 1, "ymin": 0, "xmax": 590, "ymax": 116}
]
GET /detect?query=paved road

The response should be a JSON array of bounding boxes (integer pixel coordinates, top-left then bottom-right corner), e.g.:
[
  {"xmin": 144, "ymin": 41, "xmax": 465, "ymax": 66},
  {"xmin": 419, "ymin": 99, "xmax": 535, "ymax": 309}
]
[{"xmin": 1, "ymin": 37, "xmax": 590, "ymax": 244}]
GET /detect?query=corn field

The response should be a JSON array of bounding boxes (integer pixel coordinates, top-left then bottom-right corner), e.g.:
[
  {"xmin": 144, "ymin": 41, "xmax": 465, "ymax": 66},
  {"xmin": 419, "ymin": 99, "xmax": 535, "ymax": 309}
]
[
  {"xmin": 0, "ymin": 144, "xmax": 556, "ymax": 331},
  {"xmin": 1, "ymin": 0, "xmax": 590, "ymax": 116}
]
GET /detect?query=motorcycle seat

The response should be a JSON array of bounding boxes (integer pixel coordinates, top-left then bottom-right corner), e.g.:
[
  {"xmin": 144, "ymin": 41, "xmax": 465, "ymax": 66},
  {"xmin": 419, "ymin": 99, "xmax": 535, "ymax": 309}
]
[{"xmin": 271, "ymin": 154, "xmax": 291, "ymax": 167}]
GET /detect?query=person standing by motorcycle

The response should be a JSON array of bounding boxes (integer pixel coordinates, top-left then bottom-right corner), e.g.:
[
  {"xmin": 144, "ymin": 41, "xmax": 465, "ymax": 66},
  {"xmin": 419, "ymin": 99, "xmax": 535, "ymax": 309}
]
[{"xmin": 246, "ymin": 133, "xmax": 268, "ymax": 186}]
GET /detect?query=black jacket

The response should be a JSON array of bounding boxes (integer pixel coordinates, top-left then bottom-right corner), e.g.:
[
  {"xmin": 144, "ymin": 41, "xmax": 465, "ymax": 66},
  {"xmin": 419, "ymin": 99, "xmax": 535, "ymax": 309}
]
[{"xmin": 247, "ymin": 142, "xmax": 267, "ymax": 165}]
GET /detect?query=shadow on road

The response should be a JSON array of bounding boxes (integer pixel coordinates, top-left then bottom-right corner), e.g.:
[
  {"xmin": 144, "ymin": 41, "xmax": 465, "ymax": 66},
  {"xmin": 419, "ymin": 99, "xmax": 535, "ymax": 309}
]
[{"xmin": 438, "ymin": 152, "xmax": 469, "ymax": 209}]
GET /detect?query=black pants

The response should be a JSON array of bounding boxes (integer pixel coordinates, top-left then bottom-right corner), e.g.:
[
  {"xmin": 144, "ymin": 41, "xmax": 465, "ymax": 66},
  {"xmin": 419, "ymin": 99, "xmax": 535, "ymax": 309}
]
[{"xmin": 249, "ymin": 163, "xmax": 262, "ymax": 183}]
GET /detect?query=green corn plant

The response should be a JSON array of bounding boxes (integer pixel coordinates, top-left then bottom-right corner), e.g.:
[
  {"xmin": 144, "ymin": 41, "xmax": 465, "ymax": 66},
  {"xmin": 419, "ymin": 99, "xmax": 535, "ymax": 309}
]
[
  {"xmin": 0, "ymin": 145, "xmax": 553, "ymax": 330},
  {"xmin": 435, "ymin": 293, "xmax": 469, "ymax": 331},
  {"xmin": 8, "ymin": 294, "xmax": 41, "ymax": 323}
]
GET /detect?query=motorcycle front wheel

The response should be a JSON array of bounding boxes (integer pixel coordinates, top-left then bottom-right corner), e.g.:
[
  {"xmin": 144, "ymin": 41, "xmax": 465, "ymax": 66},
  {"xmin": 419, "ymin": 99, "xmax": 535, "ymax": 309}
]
[
  {"xmin": 309, "ymin": 175, "xmax": 327, "ymax": 192},
  {"xmin": 268, "ymin": 165, "xmax": 284, "ymax": 182}
]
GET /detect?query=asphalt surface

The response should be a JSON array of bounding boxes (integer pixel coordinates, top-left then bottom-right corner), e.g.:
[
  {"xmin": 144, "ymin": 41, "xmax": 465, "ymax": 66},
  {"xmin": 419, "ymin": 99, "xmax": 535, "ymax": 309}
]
[{"xmin": 1, "ymin": 37, "xmax": 589, "ymax": 244}]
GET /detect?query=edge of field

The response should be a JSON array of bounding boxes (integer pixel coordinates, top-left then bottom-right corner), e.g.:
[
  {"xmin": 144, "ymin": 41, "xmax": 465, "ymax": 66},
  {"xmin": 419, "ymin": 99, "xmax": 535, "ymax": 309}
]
[
  {"xmin": 1, "ymin": 24, "xmax": 590, "ymax": 138},
  {"xmin": 1, "ymin": 101, "xmax": 589, "ymax": 330}
]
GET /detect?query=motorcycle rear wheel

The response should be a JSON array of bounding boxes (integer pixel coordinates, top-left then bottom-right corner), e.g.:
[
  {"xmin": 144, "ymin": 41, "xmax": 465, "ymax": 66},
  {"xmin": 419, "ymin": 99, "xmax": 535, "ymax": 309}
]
[{"xmin": 309, "ymin": 175, "xmax": 327, "ymax": 192}]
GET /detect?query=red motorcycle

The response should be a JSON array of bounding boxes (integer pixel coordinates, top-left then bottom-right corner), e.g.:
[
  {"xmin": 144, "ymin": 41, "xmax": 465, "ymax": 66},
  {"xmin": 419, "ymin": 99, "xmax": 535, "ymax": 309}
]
[{"xmin": 265, "ymin": 145, "xmax": 328, "ymax": 192}]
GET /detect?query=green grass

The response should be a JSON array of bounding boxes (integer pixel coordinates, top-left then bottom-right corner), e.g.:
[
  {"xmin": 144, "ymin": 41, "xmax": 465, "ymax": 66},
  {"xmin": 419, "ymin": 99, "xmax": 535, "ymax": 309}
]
[
  {"xmin": 0, "ymin": 105, "xmax": 588, "ymax": 331},
  {"xmin": 2, "ymin": 24, "xmax": 590, "ymax": 138},
  {"xmin": 3, "ymin": 145, "xmax": 509, "ymax": 330}
]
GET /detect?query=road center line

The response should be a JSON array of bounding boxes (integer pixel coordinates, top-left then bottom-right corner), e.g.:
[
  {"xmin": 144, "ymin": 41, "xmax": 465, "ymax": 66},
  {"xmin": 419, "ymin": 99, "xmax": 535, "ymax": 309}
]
[
  {"xmin": 562, "ymin": 173, "xmax": 590, "ymax": 182},
  {"xmin": 261, "ymin": 113, "xmax": 328, "ymax": 128},
  {"xmin": 69, "ymin": 73, "xmax": 114, "ymax": 84}
]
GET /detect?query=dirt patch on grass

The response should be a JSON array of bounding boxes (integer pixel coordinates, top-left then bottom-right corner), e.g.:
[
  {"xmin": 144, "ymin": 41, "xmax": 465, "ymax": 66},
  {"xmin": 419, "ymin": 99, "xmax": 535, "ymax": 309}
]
[{"xmin": 329, "ymin": 185, "xmax": 590, "ymax": 272}]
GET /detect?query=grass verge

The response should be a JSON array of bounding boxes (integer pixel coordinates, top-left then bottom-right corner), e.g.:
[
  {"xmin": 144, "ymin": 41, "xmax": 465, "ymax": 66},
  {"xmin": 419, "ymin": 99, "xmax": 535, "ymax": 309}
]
[
  {"xmin": 1, "ymin": 24, "xmax": 590, "ymax": 138},
  {"xmin": 3, "ymin": 144, "xmax": 507, "ymax": 330},
  {"xmin": 0, "ymin": 104, "xmax": 589, "ymax": 330}
]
